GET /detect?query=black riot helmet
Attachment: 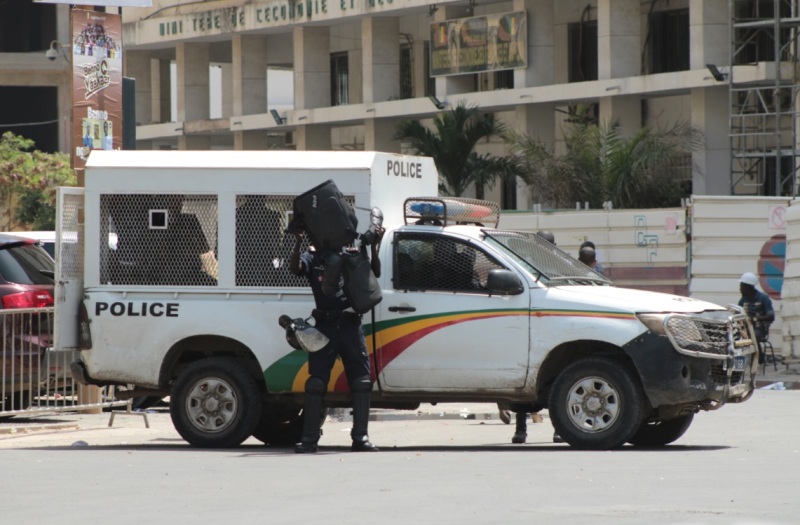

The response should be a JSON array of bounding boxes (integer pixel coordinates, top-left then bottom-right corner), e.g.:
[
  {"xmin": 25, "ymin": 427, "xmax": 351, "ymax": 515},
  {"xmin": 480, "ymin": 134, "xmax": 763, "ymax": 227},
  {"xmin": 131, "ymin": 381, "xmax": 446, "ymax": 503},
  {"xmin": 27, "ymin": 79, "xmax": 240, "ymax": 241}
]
[{"xmin": 536, "ymin": 230, "xmax": 556, "ymax": 245}]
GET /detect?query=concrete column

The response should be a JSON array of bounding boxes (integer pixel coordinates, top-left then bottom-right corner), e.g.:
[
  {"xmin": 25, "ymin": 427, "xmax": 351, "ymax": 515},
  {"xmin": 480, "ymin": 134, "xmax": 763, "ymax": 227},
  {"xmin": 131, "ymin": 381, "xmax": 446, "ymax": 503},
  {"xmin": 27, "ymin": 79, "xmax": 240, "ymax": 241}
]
[
  {"xmin": 234, "ymin": 130, "xmax": 269, "ymax": 150},
  {"xmin": 125, "ymin": 51, "xmax": 152, "ymax": 125},
  {"xmin": 232, "ymin": 35, "xmax": 268, "ymax": 116},
  {"xmin": 152, "ymin": 59, "xmax": 171, "ymax": 123},
  {"xmin": 412, "ymin": 40, "xmax": 428, "ymax": 97},
  {"xmin": 349, "ymin": 49, "xmax": 363, "ymax": 105},
  {"xmin": 514, "ymin": 104, "xmax": 555, "ymax": 209},
  {"xmin": 513, "ymin": 0, "xmax": 554, "ymax": 88},
  {"xmin": 599, "ymin": 95, "xmax": 641, "ymax": 136},
  {"xmin": 296, "ymin": 125, "xmax": 332, "ymax": 150},
  {"xmin": 692, "ymin": 85, "xmax": 730, "ymax": 195},
  {"xmin": 597, "ymin": 0, "xmax": 640, "ymax": 80},
  {"xmin": 176, "ymin": 42, "xmax": 210, "ymax": 122},
  {"xmin": 690, "ymin": 0, "xmax": 728, "ymax": 70},
  {"xmin": 365, "ymin": 118, "xmax": 401, "ymax": 152},
  {"xmin": 179, "ymin": 135, "xmax": 211, "ymax": 150},
  {"xmin": 294, "ymin": 27, "xmax": 330, "ymax": 110},
  {"xmin": 362, "ymin": 17, "xmax": 400, "ymax": 103}
]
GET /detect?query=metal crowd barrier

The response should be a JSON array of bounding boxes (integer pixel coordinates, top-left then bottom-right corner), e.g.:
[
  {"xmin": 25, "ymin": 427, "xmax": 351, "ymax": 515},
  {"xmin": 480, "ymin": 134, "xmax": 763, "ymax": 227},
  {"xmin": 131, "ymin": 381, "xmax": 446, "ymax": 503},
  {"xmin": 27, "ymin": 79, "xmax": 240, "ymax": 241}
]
[{"xmin": 0, "ymin": 307, "xmax": 125, "ymax": 418}]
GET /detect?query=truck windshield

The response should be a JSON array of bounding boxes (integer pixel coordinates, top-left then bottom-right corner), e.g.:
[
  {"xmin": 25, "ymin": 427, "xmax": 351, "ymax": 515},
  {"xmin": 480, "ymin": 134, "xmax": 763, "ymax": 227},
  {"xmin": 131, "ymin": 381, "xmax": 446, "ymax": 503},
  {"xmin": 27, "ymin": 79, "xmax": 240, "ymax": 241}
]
[{"xmin": 483, "ymin": 230, "xmax": 610, "ymax": 286}]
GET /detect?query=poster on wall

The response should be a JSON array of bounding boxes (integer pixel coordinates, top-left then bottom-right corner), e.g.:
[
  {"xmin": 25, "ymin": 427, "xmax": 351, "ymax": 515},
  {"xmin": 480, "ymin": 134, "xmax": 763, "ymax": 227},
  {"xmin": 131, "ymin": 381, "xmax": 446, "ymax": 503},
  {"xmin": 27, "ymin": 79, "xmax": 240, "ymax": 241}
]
[
  {"xmin": 430, "ymin": 11, "xmax": 527, "ymax": 77},
  {"xmin": 71, "ymin": 9, "xmax": 123, "ymax": 173}
]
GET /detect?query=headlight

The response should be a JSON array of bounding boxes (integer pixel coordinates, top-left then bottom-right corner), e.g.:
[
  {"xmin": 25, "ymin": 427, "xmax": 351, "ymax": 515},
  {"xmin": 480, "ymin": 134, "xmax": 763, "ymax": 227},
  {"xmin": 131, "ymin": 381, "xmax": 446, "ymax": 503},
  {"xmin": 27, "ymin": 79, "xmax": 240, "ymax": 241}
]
[{"xmin": 636, "ymin": 313, "xmax": 669, "ymax": 335}]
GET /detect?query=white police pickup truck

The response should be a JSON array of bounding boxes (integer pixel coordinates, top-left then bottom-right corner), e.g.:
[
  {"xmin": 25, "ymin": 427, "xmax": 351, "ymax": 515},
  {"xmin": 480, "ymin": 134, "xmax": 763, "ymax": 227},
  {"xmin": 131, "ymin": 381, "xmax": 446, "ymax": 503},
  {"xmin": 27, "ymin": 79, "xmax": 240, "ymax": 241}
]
[{"xmin": 56, "ymin": 150, "xmax": 757, "ymax": 450}]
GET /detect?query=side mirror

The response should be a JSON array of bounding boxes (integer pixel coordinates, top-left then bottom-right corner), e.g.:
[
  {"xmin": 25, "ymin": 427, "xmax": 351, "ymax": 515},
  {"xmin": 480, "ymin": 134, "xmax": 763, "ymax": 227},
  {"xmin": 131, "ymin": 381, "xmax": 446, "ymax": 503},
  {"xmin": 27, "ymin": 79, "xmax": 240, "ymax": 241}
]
[{"xmin": 486, "ymin": 269, "xmax": 524, "ymax": 295}]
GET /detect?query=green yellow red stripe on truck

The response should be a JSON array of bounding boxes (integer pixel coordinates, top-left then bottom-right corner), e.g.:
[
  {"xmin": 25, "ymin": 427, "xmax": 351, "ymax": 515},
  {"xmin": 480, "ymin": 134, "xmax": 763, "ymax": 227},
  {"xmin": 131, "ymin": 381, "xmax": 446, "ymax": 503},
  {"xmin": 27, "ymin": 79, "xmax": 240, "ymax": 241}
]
[{"xmin": 263, "ymin": 308, "xmax": 637, "ymax": 392}]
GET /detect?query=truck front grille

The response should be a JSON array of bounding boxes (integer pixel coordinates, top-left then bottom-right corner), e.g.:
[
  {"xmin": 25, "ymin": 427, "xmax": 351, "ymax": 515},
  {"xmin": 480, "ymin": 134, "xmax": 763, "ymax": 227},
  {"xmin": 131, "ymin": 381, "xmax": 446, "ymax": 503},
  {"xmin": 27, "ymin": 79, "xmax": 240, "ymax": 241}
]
[{"xmin": 664, "ymin": 312, "xmax": 756, "ymax": 360}]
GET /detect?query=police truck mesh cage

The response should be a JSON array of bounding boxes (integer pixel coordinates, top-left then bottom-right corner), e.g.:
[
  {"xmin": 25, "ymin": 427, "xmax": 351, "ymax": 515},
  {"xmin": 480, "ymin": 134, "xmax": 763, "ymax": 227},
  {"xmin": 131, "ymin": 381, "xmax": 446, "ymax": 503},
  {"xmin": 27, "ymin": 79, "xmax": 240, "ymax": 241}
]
[
  {"xmin": 236, "ymin": 195, "xmax": 301, "ymax": 287},
  {"xmin": 99, "ymin": 194, "xmax": 218, "ymax": 286},
  {"xmin": 484, "ymin": 230, "xmax": 607, "ymax": 283},
  {"xmin": 60, "ymin": 192, "xmax": 84, "ymax": 279},
  {"xmin": 394, "ymin": 233, "xmax": 505, "ymax": 292},
  {"xmin": 235, "ymin": 193, "xmax": 354, "ymax": 287}
]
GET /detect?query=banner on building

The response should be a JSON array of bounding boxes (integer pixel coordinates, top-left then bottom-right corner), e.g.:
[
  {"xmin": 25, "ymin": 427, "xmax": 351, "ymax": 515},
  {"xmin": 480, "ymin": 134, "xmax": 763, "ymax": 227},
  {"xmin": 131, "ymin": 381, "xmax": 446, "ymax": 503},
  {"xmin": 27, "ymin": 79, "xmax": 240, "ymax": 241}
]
[
  {"xmin": 430, "ymin": 11, "xmax": 527, "ymax": 77},
  {"xmin": 71, "ymin": 9, "xmax": 123, "ymax": 173}
]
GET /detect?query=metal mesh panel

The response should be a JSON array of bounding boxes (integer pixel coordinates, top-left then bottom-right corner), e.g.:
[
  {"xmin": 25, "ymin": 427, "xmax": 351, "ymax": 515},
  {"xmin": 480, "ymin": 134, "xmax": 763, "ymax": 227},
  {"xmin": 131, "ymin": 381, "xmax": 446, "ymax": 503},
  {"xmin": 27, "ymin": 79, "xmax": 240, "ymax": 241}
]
[
  {"xmin": 666, "ymin": 316, "xmax": 730, "ymax": 356},
  {"xmin": 484, "ymin": 230, "xmax": 607, "ymax": 283},
  {"xmin": 665, "ymin": 312, "xmax": 756, "ymax": 360},
  {"xmin": 236, "ymin": 195, "xmax": 302, "ymax": 287},
  {"xmin": 234, "ymin": 194, "xmax": 355, "ymax": 287},
  {"xmin": 60, "ymin": 192, "xmax": 84, "ymax": 279},
  {"xmin": 99, "ymin": 194, "xmax": 218, "ymax": 286},
  {"xmin": 394, "ymin": 233, "xmax": 505, "ymax": 292}
]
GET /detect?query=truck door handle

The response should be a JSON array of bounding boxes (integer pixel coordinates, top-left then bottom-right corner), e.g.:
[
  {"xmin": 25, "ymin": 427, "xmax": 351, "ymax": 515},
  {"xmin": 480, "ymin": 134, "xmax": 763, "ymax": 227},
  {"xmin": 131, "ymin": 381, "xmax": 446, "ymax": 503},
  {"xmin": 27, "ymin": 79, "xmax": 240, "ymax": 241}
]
[{"xmin": 388, "ymin": 306, "xmax": 416, "ymax": 313}]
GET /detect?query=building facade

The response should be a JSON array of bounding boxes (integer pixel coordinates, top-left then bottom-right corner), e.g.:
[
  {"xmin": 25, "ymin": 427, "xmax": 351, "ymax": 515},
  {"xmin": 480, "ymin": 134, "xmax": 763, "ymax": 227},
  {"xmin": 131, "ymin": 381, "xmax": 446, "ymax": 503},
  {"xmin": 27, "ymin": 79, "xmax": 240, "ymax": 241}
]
[{"xmin": 4, "ymin": 1, "xmax": 798, "ymax": 209}]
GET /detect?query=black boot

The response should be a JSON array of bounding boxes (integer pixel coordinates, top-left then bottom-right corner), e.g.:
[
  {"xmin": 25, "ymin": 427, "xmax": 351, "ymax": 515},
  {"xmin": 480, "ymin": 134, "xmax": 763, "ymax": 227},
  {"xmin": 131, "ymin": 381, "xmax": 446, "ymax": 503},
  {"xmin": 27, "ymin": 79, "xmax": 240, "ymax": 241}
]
[
  {"xmin": 512, "ymin": 411, "xmax": 527, "ymax": 444},
  {"xmin": 295, "ymin": 391, "xmax": 324, "ymax": 454},
  {"xmin": 350, "ymin": 391, "xmax": 379, "ymax": 452}
]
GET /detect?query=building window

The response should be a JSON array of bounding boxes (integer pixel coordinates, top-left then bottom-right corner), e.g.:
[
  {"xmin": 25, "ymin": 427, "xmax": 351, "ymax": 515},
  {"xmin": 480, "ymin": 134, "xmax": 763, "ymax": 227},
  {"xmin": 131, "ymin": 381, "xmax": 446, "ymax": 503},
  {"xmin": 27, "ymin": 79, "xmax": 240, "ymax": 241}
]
[
  {"xmin": 501, "ymin": 176, "xmax": 517, "ymax": 210},
  {"xmin": 734, "ymin": 0, "xmax": 793, "ymax": 64},
  {"xmin": 495, "ymin": 69, "xmax": 514, "ymax": 90},
  {"xmin": 764, "ymin": 156, "xmax": 795, "ymax": 196},
  {"xmin": 568, "ymin": 20, "xmax": 598, "ymax": 82},
  {"xmin": 330, "ymin": 52, "xmax": 349, "ymax": 106},
  {"xmin": 400, "ymin": 44, "xmax": 413, "ymax": 99},
  {"xmin": 648, "ymin": 9, "xmax": 689, "ymax": 74}
]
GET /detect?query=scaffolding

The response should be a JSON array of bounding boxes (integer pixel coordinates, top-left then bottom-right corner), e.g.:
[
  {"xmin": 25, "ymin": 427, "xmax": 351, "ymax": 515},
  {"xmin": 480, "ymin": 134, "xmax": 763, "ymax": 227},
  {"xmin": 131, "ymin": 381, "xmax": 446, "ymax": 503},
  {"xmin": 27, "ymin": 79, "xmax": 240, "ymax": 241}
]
[{"xmin": 730, "ymin": 0, "xmax": 800, "ymax": 196}]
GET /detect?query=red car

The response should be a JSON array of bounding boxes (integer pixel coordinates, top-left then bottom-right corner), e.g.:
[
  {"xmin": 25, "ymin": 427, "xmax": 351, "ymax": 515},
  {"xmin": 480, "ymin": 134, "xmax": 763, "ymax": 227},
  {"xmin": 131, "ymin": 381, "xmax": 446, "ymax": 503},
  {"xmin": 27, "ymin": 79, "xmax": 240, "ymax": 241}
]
[{"xmin": 0, "ymin": 234, "xmax": 55, "ymax": 413}]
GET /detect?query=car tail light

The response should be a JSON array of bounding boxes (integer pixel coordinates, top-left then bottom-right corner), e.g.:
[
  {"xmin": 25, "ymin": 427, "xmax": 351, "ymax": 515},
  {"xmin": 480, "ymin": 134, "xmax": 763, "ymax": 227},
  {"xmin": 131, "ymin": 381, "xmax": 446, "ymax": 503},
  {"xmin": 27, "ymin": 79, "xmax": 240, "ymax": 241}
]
[{"xmin": 2, "ymin": 290, "xmax": 55, "ymax": 309}]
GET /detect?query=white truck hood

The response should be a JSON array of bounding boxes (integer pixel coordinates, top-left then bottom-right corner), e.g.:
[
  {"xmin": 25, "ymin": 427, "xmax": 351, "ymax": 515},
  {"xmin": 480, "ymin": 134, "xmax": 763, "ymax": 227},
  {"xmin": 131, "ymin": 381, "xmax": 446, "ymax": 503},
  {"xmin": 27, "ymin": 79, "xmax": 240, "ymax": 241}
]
[{"xmin": 545, "ymin": 285, "xmax": 727, "ymax": 315}]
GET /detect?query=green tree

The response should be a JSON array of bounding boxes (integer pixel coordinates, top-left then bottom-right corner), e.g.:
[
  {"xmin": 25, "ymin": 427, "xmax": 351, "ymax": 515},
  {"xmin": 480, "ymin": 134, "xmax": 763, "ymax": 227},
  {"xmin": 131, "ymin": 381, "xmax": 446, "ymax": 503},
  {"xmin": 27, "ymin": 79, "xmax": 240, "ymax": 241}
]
[
  {"xmin": 505, "ymin": 106, "xmax": 703, "ymax": 209},
  {"xmin": 393, "ymin": 101, "xmax": 523, "ymax": 198},
  {"xmin": 0, "ymin": 132, "xmax": 76, "ymax": 230}
]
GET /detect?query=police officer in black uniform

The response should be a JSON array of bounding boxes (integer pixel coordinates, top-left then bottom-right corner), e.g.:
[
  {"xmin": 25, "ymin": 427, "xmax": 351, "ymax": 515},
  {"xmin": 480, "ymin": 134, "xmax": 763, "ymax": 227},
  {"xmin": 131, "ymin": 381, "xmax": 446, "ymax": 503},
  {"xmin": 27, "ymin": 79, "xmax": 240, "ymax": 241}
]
[{"xmin": 289, "ymin": 227, "xmax": 384, "ymax": 453}]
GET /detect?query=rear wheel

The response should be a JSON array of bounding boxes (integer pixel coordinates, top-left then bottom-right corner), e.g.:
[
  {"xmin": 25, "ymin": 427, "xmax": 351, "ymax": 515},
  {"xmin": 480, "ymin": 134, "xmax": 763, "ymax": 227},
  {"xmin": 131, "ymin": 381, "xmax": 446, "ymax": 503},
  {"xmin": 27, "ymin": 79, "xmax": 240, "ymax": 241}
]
[
  {"xmin": 627, "ymin": 413, "xmax": 695, "ymax": 447},
  {"xmin": 549, "ymin": 357, "xmax": 645, "ymax": 450},
  {"xmin": 170, "ymin": 357, "xmax": 262, "ymax": 448},
  {"xmin": 252, "ymin": 404, "xmax": 328, "ymax": 446}
]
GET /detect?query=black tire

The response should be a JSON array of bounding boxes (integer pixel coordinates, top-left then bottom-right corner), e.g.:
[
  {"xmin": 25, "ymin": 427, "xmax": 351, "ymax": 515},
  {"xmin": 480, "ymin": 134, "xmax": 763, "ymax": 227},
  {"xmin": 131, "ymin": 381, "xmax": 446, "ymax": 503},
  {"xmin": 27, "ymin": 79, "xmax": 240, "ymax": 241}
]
[
  {"xmin": 252, "ymin": 405, "xmax": 328, "ymax": 446},
  {"xmin": 170, "ymin": 357, "xmax": 262, "ymax": 448},
  {"xmin": 549, "ymin": 357, "xmax": 645, "ymax": 450},
  {"xmin": 627, "ymin": 413, "xmax": 694, "ymax": 447}
]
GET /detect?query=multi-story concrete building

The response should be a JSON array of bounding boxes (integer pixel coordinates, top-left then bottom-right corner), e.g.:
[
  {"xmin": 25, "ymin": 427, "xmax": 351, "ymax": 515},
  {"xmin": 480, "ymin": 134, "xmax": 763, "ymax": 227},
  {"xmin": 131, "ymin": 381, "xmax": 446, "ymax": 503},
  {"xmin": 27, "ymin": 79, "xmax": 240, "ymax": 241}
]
[{"xmin": 3, "ymin": 1, "xmax": 799, "ymax": 208}]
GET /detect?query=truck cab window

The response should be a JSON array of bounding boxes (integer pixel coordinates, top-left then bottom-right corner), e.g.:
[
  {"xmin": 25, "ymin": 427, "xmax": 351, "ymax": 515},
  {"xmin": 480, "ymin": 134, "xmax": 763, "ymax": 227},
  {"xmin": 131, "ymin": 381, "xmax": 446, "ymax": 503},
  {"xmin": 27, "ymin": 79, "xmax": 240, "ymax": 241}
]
[{"xmin": 394, "ymin": 233, "xmax": 503, "ymax": 292}]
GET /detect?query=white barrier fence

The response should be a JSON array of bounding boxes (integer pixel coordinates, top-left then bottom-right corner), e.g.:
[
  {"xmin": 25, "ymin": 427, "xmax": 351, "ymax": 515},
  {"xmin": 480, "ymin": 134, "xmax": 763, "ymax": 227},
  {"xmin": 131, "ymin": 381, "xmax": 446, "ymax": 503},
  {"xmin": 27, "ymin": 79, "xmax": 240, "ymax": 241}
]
[{"xmin": 0, "ymin": 307, "xmax": 124, "ymax": 417}]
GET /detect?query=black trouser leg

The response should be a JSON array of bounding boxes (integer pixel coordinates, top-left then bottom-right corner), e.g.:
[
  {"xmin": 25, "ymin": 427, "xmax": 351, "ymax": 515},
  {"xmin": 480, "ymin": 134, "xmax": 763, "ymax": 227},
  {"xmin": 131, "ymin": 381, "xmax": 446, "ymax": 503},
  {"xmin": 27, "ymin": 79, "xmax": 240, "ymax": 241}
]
[
  {"xmin": 512, "ymin": 411, "xmax": 527, "ymax": 444},
  {"xmin": 351, "ymin": 391, "xmax": 371, "ymax": 442},
  {"xmin": 350, "ymin": 376, "xmax": 378, "ymax": 451},
  {"xmin": 296, "ymin": 377, "xmax": 325, "ymax": 453}
]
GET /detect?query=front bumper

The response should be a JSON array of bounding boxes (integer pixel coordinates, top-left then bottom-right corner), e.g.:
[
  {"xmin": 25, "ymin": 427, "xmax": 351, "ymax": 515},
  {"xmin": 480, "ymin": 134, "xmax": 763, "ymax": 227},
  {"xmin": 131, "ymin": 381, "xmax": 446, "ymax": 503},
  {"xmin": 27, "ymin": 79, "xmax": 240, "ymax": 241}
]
[{"xmin": 623, "ymin": 331, "xmax": 756, "ymax": 409}]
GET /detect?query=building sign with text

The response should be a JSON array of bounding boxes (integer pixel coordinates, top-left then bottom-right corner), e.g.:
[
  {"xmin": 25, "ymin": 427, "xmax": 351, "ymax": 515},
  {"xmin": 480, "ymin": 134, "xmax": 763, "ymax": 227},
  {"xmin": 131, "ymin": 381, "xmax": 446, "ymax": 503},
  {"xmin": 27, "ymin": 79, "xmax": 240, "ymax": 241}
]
[
  {"xmin": 430, "ymin": 11, "xmax": 527, "ymax": 76},
  {"xmin": 71, "ymin": 9, "xmax": 123, "ymax": 173}
]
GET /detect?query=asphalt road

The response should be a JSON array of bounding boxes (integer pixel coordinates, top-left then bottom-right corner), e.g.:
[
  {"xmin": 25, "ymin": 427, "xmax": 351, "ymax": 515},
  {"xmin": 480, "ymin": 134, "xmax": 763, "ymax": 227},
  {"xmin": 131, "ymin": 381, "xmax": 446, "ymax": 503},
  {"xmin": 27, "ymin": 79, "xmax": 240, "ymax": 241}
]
[{"xmin": 2, "ymin": 392, "xmax": 798, "ymax": 525}]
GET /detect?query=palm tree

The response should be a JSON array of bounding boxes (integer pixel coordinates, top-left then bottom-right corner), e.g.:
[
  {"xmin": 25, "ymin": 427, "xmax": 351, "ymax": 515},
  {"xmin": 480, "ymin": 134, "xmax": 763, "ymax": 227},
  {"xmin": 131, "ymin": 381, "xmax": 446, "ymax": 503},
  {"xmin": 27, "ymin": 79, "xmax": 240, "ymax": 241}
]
[
  {"xmin": 505, "ymin": 105, "xmax": 704, "ymax": 209},
  {"xmin": 393, "ymin": 102, "xmax": 522, "ymax": 198}
]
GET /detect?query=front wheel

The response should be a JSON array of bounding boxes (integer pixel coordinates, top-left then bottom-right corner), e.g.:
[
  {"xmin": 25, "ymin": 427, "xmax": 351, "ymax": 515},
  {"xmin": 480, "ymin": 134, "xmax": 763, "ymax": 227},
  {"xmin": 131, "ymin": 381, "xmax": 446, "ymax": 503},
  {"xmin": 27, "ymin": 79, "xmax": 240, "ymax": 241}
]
[
  {"xmin": 549, "ymin": 357, "xmax": 645, "ymax": 450},
  {"xmin": 627, "ymin": 413, "xmax": 695, "ymax": 447},
  {"xmin": 170, "ymin": 357, "xmax": 262, "ymax": 448}
]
